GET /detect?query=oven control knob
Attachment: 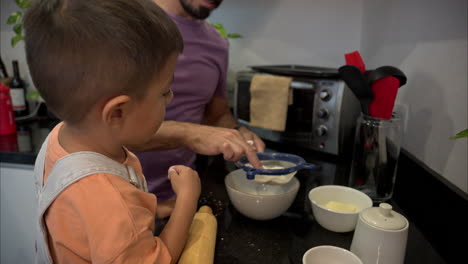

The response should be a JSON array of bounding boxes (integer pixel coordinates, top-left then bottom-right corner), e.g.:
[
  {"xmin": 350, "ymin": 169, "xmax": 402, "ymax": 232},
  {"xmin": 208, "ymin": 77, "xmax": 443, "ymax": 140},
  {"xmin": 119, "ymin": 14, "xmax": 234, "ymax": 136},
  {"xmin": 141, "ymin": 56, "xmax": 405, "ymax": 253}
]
[
  {"xmin": 317, "ymin": 108, "xmax": 329, "ymax": 119},
  {"xmin": 315, "ymin": 125, "xmax": 328, "ymax": 137},
  {"xmin": 319, "ymin": 90, "xmax": 332, "ymax": 101}
]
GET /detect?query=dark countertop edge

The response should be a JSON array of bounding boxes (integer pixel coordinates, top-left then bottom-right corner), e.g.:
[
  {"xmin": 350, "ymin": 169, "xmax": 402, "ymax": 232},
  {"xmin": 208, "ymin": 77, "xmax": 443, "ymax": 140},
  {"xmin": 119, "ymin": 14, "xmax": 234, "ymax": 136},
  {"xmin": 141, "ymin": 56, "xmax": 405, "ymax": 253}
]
[
  {"xmin": 0, "ymin": 152, "xmax": 37, "ymax": 165},
  {"xmin": 399, "ymin": 148, "xmax": 468, "ymax": 200}
]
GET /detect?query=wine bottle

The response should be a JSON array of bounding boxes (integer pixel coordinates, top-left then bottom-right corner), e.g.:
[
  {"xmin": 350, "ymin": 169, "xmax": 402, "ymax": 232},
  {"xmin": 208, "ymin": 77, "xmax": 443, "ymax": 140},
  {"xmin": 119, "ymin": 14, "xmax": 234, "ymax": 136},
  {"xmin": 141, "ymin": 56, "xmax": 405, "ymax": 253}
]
[
  {"xmin": 0, "ymin": 56, "xmax": 10, "ymax": 86},
  {"xmin": 9, "ymin": 60, "xmax": 29, "ymax": 117},
  {"xmin": 0, "ymin": 56, "xmax": 8, "ymax": 78}
]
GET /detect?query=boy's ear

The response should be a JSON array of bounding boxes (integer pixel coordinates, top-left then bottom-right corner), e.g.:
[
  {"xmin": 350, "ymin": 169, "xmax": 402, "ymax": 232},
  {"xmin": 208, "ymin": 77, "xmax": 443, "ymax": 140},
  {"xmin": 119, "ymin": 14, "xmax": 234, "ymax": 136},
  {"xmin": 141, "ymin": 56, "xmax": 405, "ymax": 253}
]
[{"xmin": 101, "ymin": 95, "xmax": 132, "ymax": 127}]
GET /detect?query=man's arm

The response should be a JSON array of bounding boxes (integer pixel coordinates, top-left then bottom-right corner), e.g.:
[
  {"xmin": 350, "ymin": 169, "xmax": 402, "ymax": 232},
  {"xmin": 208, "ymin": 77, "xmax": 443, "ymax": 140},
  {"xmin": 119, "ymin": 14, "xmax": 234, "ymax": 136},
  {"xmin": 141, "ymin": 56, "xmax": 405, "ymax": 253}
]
[
  {"xmin": 203, "ymin": 96, "xmax": 238, "ymax": 129},
  {"xmin": 204, "ymin": 96, "xmax": 265, "ymax": 152},
  {"xmin": 126, "ymin": 121, "xmax": 187, "ymax": 152},
  {"xmin": 126, "ymin": 120, "xmax": 263, "ymax": 168}
]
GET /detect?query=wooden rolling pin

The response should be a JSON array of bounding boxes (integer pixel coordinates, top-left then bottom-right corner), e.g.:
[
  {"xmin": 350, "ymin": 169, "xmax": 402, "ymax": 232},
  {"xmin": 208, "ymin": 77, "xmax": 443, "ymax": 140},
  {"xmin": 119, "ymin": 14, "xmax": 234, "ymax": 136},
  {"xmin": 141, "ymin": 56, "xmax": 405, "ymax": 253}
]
[{"xmin": 178, "ymin": 206, "xmax": 217, "ymax": 264}]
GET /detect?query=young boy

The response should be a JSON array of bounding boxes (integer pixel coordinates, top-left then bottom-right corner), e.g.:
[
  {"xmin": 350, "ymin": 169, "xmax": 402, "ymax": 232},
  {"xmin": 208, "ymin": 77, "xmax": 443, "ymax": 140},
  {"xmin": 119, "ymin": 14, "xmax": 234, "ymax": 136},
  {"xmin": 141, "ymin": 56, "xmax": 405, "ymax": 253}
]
[{"xmin": 24, "ymin": 0, "xmax": 200, "ymax": 263}]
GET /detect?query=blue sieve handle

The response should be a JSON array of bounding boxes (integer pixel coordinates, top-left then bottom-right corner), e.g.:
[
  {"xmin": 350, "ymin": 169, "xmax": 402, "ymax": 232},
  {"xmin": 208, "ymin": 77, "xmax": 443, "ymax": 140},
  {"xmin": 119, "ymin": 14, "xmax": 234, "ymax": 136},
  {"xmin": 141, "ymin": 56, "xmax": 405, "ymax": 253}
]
[
  {"xmin": 234, "ymin": 160, "xmax": 258, "ymax": 180},
  {"xmin": 297, "ymin": 163, "xmax": 321, "ymax": 172},
  {"xmin": 246, "ymin": 170, "xmax": 256, "ymax": 180}
]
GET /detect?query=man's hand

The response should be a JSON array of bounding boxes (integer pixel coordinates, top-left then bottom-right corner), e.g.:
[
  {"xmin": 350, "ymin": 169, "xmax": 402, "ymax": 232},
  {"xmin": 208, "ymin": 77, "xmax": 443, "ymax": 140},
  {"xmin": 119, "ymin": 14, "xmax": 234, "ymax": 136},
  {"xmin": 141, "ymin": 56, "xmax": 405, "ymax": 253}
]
[
  {"xmin": 237, "ymin": 126, "xmax": 266, "ymax": 153},
  {"xmin": 126, "ymin": 120, "xmax": 264, "ymax": 168},
  {"xmin": 182, "ymin": 124, "xmax": 263, "ymax": 168}
]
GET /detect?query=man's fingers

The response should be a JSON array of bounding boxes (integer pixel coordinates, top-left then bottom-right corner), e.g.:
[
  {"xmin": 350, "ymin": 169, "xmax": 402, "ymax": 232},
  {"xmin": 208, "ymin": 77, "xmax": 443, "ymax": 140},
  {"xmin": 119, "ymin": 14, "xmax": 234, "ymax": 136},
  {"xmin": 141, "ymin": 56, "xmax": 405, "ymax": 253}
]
[
  {"xmin": 221, "ymin": 141, "xmax": 257, "ymax": 166},
  {"xmin": 246, "ymin": 139, "xmax": 258, "ymax": 151},
  {"xmin": 245, "ymin": 150, "xmax": 263, "ymax": 169},
  {"xmin": 229, "ymin": 142, "xmax": 246, "ymax": 161},
  {"xmin": 221, "ymin": 143, "xmax": 234, "ymax": 160},
  {"xmin": 254, "ymin": 137, "xmax": 266, "ymax": 152}
]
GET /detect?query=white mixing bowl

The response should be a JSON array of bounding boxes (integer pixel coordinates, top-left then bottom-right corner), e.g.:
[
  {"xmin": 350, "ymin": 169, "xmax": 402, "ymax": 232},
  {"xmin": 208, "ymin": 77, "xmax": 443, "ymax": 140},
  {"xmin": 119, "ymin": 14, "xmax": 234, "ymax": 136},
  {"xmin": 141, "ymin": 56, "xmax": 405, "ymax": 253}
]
[
  {"xmin": 308, "ymin": 185, "xmax": 373, "ymax": 232},
  {"xmin": 225, "ymin": 169, "xmax": 300, "ymax": 220}
]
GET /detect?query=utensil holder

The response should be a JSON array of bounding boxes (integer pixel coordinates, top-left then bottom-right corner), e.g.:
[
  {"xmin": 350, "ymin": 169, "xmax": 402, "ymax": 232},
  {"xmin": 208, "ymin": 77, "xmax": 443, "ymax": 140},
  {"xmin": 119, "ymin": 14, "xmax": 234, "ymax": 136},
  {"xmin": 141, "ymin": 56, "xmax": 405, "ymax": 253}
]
[{"xmin": 348, "ymin": 113, "xmax": 402, "ymax": 202}]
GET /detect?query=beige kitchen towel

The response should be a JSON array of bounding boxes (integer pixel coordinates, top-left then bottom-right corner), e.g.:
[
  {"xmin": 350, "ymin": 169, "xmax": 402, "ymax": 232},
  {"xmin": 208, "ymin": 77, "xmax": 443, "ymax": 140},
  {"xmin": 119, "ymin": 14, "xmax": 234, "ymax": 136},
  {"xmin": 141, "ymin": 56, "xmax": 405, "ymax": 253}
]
[{"xmin": 249, "ymin": 74, "xmax": 292, "ymax": 131}]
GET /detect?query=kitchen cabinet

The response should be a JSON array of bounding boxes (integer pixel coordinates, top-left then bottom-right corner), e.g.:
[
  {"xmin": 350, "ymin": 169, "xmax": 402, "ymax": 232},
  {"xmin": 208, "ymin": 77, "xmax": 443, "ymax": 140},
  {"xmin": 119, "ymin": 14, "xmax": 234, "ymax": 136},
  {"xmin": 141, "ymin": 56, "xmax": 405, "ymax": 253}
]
[{"xmin": 0, "ymin": 163, "xmax": 36, "ymax": 264}]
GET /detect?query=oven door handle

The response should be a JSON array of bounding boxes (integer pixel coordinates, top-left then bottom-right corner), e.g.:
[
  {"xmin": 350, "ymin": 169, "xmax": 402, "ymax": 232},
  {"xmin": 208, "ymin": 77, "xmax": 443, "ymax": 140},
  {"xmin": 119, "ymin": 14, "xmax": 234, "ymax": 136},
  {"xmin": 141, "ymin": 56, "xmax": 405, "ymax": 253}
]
[{"xmin": 290, "ymin": 81, "xmax": 315, "ymax": 90}]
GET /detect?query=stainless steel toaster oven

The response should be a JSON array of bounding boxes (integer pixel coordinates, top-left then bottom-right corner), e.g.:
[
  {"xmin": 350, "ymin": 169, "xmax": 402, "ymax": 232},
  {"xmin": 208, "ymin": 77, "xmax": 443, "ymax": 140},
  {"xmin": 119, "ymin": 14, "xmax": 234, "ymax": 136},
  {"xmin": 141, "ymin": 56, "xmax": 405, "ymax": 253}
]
[{"xmin": 234, "ymin": 65, "xmax": 361, "ymax": 156}]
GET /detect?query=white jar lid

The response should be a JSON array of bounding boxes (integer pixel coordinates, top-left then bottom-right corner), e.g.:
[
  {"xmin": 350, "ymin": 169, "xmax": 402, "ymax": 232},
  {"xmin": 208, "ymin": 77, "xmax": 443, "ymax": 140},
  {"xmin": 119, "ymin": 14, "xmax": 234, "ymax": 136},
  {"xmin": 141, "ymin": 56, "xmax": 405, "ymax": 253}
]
[{"xmin": 361, "ymin": 203, "xmax": 408, "ymax": 230}]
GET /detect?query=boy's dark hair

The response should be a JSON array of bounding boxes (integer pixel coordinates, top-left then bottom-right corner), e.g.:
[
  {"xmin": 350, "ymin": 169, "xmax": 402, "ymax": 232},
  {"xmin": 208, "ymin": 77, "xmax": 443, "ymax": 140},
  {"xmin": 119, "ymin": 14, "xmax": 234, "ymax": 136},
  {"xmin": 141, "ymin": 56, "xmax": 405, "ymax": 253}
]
[{"xmin": 24, "ymin": 0, "xmax": 183, "ymax": 123}]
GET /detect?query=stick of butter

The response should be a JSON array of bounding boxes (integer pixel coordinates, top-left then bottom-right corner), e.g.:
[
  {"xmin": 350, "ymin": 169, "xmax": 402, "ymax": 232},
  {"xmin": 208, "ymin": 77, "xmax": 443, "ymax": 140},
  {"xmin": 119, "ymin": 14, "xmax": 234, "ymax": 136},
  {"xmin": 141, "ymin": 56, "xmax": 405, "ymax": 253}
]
[{"xmin": 324, "ymin": 201, "xmax": 357, "ymax": 213}]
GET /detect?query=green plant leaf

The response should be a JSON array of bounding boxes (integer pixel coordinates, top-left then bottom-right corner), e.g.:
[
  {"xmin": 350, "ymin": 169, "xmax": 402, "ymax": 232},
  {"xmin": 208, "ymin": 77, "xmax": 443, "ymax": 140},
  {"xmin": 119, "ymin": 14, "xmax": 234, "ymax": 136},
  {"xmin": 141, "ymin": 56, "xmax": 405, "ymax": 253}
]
[
  {"xmin": 16, "ymin": 0, "xmax": 32, "ymax": 9},
  {"xmin": 218, "ymin": 27, "xmax": 227, "ymax": 39},
  {"xmin": 209, "ymin": 23, "xmax": 227, "ymax": 37},
  {"xmin": 7, "ymin": 12, "xmax": 22, "ymax": 25},
  {"xmin": 209, "ymin": 22, "xmax": 242, "ymax": 40},
  {"xmin": 450, "ymin": 129, "xmax": 468, "ymax": 139},
  {"xmin": 227, "ymin": 33, "xmax": 242, "ymax": 39},
  {"xmin": 13, "ymin": 24, "xmax": 22, "ymax": 35},
  {"xmin": 27, "ymin": 91, "xmax": 41, "ymax": 101},
  {"xmin": 210, "ymin": 23, "xmax": 222, "ymax": 29},
  {"xmin": 11, "ymin": 34, "xmax": 24, "ymax": 47}
]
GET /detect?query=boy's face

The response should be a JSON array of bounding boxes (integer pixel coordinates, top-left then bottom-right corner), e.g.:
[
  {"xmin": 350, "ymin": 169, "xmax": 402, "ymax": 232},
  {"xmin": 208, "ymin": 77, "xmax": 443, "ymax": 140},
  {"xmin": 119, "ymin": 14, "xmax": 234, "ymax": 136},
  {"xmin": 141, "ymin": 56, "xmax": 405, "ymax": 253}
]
[{"xmin": 121, "ymin": 53, "xmax": 178, "ymax": 146}]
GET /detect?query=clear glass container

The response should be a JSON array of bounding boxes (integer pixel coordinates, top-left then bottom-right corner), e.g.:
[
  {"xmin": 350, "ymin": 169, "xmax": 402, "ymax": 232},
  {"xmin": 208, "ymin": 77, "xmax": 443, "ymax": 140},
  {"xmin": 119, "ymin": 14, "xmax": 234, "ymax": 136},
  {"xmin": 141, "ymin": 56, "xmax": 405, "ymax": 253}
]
[{"xmin": 349, "ymin": 113, "xmax": 402, "ymax": 202}]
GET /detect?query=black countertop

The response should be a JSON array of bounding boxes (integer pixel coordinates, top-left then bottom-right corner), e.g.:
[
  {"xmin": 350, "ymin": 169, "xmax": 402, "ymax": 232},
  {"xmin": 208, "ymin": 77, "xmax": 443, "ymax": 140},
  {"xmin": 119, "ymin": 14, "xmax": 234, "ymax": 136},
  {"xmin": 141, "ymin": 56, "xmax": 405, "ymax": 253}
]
[
  {"xmin": 0, "ymin": 117, "xmax": 449, "ymax": 263},
  {"xmin": 0, "ymin": 117, "xmax": 59, "ymax": 165},
  {"xmin": 198, "ymin": 156, "xmax": 446, "ymax": 264}
]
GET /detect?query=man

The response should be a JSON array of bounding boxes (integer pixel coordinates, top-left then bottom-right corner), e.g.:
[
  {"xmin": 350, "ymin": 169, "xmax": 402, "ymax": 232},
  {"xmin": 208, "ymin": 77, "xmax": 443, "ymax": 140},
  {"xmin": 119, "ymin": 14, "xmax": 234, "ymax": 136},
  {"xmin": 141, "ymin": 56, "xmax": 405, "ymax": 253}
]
[{"xmin": 136, "ymin": 0, "xmax": 265, "ymax": 202}]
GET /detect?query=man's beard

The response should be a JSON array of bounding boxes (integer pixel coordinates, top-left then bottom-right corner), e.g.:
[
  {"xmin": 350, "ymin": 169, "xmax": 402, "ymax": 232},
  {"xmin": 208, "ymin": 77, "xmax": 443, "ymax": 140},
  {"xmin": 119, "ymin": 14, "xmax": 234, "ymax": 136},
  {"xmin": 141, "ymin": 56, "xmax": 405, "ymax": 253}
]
[{"xmin": 179, "ymin": 0, "xmax": 221, "ymax": 20}]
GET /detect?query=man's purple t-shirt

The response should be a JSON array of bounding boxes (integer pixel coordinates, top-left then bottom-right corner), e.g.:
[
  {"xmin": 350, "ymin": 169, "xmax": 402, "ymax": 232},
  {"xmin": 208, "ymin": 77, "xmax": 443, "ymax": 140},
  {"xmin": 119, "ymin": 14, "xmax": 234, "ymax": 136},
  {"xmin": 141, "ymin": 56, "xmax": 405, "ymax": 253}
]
[{"xmin": 137, "ymin": 12, "xmax": 228, "ymax": 201}]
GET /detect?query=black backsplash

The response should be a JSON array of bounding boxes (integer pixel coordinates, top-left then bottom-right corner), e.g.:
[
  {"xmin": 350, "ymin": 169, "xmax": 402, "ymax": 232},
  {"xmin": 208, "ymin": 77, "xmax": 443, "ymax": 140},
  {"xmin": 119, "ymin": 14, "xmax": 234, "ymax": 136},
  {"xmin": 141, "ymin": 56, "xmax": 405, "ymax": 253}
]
[{"xmin": 393, "ymin": 149, "xmax": 468, "ymax": 264}]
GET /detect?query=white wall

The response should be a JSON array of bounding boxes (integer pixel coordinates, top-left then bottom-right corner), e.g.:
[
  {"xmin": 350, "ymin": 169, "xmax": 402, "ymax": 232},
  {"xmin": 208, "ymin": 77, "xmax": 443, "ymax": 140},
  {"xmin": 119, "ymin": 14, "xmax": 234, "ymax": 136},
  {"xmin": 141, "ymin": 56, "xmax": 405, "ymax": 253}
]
[
  {"xmin": 1, "ymin": 0, "xmax": 34, "ymax": 92},
  {"xmin": 208, "ymin": 0, "xmax": 364, "ymax": 92},
  {"xmin": 361, "ymin": 0, "xmax": 468, "ymax": 193}
]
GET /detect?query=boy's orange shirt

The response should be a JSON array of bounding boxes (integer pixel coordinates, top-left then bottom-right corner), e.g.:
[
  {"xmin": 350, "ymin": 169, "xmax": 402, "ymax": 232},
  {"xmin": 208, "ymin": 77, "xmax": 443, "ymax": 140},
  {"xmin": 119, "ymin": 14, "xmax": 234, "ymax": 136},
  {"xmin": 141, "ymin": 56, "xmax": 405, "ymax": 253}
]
[{"xmin": 42, "ymin": 123, "xmax": 172, "ymax": 264}]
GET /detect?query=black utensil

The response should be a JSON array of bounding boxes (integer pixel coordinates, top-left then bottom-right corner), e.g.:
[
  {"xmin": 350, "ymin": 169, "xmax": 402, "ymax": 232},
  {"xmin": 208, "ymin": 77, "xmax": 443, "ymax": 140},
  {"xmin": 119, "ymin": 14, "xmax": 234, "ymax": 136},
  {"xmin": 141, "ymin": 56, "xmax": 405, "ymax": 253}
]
[
  {"xmin": 338, "ymin": 65, "xmax": 374, "ymax": 114},
  {"xmin": 249, "ymin": 65, "xmax": 340, "ymax": 78},
  {"xmin": 366, "ymin": 66, "xmax": 407, "ymax": 87}
]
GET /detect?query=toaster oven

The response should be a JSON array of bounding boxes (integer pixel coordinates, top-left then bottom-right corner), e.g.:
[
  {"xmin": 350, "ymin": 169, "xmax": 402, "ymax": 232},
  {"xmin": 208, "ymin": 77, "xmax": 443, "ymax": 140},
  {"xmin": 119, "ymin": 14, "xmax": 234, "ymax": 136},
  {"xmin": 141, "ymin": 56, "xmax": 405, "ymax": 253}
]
[{"xmin": 234, "ymin": 65, "xmax": 361, "ymax": 156}]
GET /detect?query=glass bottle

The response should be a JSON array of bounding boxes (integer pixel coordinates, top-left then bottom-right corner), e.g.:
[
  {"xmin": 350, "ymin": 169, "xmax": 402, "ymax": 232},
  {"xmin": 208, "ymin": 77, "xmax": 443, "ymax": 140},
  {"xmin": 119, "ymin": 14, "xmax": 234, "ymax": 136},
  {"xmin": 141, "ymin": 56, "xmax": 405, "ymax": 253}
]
[{"xmin": 9, "ymin": 60, "xmax": 29, "ymax": 117}]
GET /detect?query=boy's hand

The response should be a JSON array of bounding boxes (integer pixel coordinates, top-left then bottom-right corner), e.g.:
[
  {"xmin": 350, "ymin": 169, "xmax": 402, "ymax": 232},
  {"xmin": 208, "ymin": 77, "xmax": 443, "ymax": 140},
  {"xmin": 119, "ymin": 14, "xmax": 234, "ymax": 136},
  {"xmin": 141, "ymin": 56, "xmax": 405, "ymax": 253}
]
[
  {"xmin": 155, "ymin": 198, "xmax": 175, "ymax": 219},
  {"xmin": 167, "ymin": 165, "xmax": 201, "ymax": 201},
  {"xmin": 161, "ymin": 166, "xmax": 200, "ymax": 263}
]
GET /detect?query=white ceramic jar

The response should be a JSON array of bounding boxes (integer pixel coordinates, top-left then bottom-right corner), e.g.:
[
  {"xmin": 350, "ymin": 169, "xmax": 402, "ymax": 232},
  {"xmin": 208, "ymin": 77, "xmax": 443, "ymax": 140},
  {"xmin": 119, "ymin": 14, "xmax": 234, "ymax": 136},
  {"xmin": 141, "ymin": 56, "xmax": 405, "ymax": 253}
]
[{"xmin": 350, "ymin": 203, "xmax": 409, "ymax": 264}]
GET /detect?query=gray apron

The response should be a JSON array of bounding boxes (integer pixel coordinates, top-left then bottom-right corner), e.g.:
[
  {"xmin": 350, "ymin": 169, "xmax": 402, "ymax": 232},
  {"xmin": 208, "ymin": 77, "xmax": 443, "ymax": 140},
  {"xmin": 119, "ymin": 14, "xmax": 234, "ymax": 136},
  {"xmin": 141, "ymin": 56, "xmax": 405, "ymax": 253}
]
[{"xmin": 33, "ymin": 135, "xmax": 148, "ymax": 264}]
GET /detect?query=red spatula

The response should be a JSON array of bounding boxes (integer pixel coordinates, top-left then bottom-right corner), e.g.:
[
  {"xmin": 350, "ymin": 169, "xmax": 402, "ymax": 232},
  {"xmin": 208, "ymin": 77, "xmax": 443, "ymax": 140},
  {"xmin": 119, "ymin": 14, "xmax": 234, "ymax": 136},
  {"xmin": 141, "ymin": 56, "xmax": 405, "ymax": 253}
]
[
  {"xmin": 345, "ymin": 51, "xmax": 366, "ymax": 73},
  {"xmin": 368, "ymin": 76, "xmax": 400, "ymax": 120}
]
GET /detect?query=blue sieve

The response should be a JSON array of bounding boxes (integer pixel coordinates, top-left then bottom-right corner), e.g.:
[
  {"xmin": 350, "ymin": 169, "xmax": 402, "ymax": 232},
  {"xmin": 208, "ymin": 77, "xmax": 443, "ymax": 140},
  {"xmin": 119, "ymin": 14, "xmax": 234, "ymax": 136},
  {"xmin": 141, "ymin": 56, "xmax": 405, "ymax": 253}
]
[{"xmin": 235, "ymin": 152, "xmax": 320, "ymax": 180}]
